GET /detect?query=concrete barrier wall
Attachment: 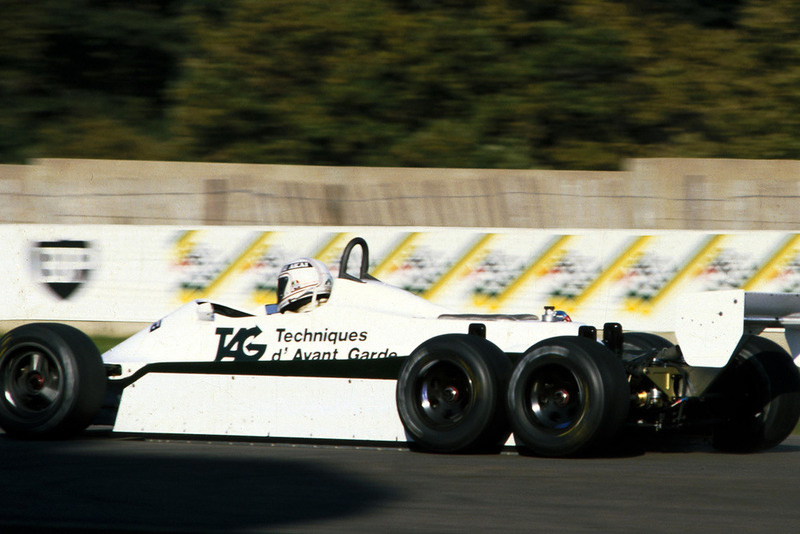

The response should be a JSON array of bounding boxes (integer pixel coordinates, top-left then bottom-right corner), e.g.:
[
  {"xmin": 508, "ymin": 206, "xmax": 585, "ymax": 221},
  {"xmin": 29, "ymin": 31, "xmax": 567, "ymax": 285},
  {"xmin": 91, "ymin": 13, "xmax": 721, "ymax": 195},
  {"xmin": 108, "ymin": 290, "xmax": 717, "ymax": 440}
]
[{"xmin": 2, "ymin": 158, "xmax": 799, "ymax": 229}]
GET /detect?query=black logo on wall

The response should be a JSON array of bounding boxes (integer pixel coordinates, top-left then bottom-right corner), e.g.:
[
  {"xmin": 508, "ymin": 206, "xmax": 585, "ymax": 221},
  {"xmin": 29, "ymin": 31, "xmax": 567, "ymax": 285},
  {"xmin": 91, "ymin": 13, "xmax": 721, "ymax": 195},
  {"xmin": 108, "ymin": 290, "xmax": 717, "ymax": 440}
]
[{"xmin": 32, "ymin": 240, "xmax": 95, "ymax": 299}]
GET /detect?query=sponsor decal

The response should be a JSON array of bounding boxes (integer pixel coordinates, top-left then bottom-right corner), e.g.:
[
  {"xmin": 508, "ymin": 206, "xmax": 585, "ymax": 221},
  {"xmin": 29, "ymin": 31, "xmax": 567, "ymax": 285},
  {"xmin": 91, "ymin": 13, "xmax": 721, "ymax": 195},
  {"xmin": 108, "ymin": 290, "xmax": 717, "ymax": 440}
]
[
  {"xmin": 214, "ymin": 326, "xmax": 398, "ymax": 362},
  {"xmin": 31, "ymin": 240, "xmax": 94, "ymax": 299},
  {"xmin": 275, "ymin": 328, "xmax": 397, "ymax": 361},
  {"xmin": 275, "ymin": 327, "xmax": 367, "ymax": 344},
  {"xmin": 346, "ymin": 347, "xmax": 399, "ymax": 360},
  {"xmin": 215, "ymin": 327, "xmax": 267, "ymax": 362},
  {"xmin": 282, "ymin": 260, "xmax": 313, "ymax": 271}
]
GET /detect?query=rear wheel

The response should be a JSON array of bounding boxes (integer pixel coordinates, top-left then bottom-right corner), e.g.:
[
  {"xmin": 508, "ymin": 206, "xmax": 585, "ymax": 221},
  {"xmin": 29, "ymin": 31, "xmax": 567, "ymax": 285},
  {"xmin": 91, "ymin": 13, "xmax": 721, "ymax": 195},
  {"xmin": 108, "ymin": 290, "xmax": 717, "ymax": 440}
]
[
  {"xmin": 622, "ymin": 332, "xmax": 674, "ymax": 359},
  {"xmin": 710, "ymin": 335, "xmax": 800, "ymax": 452},
  {"xmin": 0, "ymin": 323, "xmax": 106, "ymax": 438},
  {"xmin": 507, "ymin": 336, "xmax": 629, "ymax": 457},
  {"xmin": 396, "ymin": 334, "xmax": 512, "ymax": 453}
]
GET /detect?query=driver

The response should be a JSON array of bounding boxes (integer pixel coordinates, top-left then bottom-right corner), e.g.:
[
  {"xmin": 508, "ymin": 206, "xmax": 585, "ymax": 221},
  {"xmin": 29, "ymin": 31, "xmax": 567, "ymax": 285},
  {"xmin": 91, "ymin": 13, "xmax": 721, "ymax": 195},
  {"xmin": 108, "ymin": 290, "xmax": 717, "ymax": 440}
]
[{"xmin": 277, "ymin": 258, "xmax": 333, "ymax": 313}]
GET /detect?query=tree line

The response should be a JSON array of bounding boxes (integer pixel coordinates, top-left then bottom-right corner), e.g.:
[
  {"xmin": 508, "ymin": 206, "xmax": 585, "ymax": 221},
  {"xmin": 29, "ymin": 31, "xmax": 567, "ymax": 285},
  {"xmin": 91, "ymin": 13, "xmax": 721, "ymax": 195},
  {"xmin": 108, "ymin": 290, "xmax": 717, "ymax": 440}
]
[{"xmin": 2, "ymin": 0, "xmax": 799, "ymax": 170}]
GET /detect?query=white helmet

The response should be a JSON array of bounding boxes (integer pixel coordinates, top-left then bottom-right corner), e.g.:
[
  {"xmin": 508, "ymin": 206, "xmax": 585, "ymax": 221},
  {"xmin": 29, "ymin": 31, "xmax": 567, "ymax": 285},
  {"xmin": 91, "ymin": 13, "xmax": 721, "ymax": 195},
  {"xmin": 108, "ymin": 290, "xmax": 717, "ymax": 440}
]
[{"xmin": 277, "ymin": 258, "xmax": 333, "ymax": 313}]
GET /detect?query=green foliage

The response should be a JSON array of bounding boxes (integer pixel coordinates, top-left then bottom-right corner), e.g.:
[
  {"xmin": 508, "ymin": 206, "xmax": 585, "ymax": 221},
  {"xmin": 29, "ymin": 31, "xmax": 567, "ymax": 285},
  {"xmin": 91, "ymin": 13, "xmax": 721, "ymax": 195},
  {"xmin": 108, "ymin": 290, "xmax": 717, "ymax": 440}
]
[
  {"xmin": 1, "ymin": 0, "xmax": 800, "ymax": 169},
  {"xmin": 91, "ymin": 335, "xmax": 129, "ymax": 354}
]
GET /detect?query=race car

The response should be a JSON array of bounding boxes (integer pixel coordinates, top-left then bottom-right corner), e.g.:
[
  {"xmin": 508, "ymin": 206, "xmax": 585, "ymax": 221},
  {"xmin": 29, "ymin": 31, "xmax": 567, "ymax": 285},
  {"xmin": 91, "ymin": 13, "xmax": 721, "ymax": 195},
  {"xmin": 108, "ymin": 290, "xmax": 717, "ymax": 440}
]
[{"xmin": 2, "ymin": 237, "xmax": 800, "ymax": 457}]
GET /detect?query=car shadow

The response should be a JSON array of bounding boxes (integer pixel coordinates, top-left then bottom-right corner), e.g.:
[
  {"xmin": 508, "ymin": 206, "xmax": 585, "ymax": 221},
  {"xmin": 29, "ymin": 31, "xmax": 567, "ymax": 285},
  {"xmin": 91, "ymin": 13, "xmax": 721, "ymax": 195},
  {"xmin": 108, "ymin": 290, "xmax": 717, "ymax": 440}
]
[{"xmin": 0, "ymin": 431, "xmax": 397, "ymax": 533}]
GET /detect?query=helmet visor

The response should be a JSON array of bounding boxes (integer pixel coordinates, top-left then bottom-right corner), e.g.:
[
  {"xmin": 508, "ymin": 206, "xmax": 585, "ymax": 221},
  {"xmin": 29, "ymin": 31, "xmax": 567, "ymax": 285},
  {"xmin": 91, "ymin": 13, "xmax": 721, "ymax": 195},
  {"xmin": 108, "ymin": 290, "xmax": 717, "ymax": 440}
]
[{"xmin": 277, "ymin": 274, "xmax": 289, "ymax": 303}]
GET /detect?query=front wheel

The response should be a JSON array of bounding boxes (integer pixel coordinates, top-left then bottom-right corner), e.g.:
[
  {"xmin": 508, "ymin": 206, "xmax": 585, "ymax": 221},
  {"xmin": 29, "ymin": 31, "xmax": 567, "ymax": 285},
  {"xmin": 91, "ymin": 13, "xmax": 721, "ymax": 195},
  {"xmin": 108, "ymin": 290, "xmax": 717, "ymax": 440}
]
[
  {"xmin": 0, "ymin": 323, "xmax": 106, "ymax": 438},
  {"xmin": 507, "ymin": 336, "xmax": 630, "ymax": 457}
]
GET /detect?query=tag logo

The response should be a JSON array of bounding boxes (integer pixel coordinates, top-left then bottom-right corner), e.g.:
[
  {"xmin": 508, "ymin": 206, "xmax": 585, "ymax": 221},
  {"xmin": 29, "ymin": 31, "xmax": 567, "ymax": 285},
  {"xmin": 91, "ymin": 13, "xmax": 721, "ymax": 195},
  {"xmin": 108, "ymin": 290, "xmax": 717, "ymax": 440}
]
[
  {"xmin": 215, "ymin": 327, "xmax": 267, "ymax": 361},
  {"xmin": 31, "ymin": 240, "xmax": 94, "ymax": 300}
]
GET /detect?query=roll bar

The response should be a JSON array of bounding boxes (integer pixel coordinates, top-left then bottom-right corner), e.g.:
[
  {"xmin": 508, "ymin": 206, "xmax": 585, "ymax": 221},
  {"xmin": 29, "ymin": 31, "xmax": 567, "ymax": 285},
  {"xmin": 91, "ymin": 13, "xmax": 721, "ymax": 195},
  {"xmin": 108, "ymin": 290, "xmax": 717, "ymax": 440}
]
[{"xmin": 338, "ymin": 237, "xmax": 378, "ymax": 282}]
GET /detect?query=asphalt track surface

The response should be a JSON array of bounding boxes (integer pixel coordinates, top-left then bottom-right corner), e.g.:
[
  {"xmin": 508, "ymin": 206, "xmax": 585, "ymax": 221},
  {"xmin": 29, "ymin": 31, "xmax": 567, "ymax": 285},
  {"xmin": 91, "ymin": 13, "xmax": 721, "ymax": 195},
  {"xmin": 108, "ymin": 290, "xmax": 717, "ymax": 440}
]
[{"xmin": 1, "ymin": 430, "xmax": 799, "ymax": 533}]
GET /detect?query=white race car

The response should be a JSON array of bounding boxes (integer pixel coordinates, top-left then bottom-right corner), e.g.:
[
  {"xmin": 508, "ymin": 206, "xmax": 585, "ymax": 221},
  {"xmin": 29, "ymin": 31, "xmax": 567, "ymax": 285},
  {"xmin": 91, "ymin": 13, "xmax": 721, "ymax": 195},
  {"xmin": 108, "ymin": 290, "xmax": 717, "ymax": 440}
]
[{"xmin": 2, "ymin": 238, "xmax": 800, "ymax": 457}]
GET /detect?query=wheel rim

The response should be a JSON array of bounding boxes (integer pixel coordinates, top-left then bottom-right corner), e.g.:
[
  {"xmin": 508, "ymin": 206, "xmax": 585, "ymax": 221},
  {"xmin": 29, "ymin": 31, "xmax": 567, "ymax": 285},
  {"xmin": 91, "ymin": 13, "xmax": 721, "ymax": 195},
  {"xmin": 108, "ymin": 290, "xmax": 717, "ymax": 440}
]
[
  {"xmin": 414, "ymin": 360, "xmax": 473, "ymax": 428},
  {"xmin": 2, "ymin": 344, "xmax": 63, "ymax": 416},
  {"xmin": 526, "ymin": 363, "xmax": 583, "ymax": 431}
]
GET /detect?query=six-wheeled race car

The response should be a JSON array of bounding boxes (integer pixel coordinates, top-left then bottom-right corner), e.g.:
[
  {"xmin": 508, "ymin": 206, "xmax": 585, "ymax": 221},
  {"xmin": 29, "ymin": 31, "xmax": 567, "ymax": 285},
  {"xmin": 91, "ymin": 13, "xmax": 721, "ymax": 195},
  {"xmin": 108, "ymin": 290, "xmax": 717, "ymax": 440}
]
[{"xmin": 2, "ymin": 237, "xmax": 800, "ymax": 456}]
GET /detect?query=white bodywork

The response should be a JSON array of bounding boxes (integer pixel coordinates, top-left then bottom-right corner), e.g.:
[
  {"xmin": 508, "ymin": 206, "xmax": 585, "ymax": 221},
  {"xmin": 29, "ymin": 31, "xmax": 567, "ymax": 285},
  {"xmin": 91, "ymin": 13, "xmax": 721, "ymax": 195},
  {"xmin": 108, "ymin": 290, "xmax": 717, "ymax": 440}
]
[
  {"xmin": 105, "ymin": 277, "xmax": 581, "ymax": 440},
  {"xmin": 103, "ymin": 278, "xmax": 800, "ymax": 442},
  {"xmin": 104, "ymin": 278, "xmax": 581, "ymax": 368},
  {"xmin": 113, "ymin": 374, "xmax": 406, "ymax": 440},
  {"xmin": 676, "ymin": 290, "xmax": 800, "ymax": 367}
]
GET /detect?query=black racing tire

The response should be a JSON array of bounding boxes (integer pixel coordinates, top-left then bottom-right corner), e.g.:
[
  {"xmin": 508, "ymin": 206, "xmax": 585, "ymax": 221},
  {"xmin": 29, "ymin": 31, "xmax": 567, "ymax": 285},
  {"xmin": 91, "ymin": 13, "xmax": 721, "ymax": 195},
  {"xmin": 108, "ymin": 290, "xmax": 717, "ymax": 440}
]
[
  {"xmin": 396, "ymin": 334, "xmax": 512, "ymax": 453},
  {"xmin": 507, "ymin": 336, "xmax": 630, "ymax": 457},
  {"xmin": 710, "ymin": 335, "xmax": 800, "ymax": 453},
  {"xmin": 0, "ymin": 323, "xmax": 106, "ymax": 438},
  {"xmin": 622, "ymin": 332, "xmax": 674, "ymax": 359}
]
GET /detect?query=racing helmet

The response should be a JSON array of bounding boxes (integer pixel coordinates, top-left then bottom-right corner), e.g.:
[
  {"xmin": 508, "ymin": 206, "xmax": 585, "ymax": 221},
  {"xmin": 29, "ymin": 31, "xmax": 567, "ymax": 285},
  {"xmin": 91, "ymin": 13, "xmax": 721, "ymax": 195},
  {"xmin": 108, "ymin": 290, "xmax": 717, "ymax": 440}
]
[{"xmin": 277, "ymin": 258, "xmax": 333, "ymax": 313}]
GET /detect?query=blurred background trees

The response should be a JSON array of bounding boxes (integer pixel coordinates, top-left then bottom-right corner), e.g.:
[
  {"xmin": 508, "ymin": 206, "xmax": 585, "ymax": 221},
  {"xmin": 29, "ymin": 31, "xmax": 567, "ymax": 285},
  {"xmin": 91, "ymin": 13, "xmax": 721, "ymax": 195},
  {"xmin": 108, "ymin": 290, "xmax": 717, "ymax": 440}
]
[{"xmin": 1, "ymin": 0, "xmax": 799, "ymax": 170}]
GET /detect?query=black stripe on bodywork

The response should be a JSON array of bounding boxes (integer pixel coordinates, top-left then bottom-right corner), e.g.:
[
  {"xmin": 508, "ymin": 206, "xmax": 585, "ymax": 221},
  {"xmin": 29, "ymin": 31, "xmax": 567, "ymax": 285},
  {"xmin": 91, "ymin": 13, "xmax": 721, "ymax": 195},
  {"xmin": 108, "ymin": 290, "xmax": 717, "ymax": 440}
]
[{"xmin": 112, "ymin": 357, "xmax": 409, "ymax": 388}]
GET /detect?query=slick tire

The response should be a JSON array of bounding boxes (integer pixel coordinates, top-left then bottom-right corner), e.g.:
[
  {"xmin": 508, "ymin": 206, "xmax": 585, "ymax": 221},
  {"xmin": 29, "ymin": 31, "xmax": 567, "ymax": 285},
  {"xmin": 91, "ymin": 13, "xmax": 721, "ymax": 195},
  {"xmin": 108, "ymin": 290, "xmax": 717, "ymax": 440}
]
[
  {"xmin": 507, "ymin": 336, "xmax": 629, "ymax": 457},
  {"xmin": 710, "ymin": 335, "xmax": 800, "ymax": 453},
  {"xmin": 622, "ymin": 332, "xmax": 674, "ymax": 358},
  {"xmin": 396, "ymin": 334, "xmax": 512, "ymax": 453},
  {"xmin": 0, "ymin": 323, "xmax": 106, "ymax": 438}
]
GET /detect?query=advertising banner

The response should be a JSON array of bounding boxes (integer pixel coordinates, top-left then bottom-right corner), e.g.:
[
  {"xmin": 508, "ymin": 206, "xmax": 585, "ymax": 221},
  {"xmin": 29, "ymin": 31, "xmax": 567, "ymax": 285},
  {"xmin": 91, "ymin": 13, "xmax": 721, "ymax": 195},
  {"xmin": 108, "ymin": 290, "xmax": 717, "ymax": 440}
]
[{"xmin": 5, "ymin": 225, "xmax": 800, "ymax": 332}]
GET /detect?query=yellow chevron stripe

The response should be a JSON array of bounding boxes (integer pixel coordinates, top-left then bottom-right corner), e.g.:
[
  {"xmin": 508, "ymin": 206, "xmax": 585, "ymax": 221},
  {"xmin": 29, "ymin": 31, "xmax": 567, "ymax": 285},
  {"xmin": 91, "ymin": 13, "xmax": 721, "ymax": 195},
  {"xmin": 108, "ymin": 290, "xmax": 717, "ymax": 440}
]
[
  {"xmin": 476, "ymin": 235, "xmax": 573, "ymax": 311},
  {"xmin": 181, "ymin": 231, "xmax": 273, "ymax": 302},
  {"xmin": 424, "ymin": 233, "xmax": 496, "ymax": 301},
  {"xmin": 371, "ymin": 232, "xmax": 421, "ymax": 278},
  {"xmin": 174, "ymin": 229, "xmax": 200, "ymax": 259},
  {"xmin": 629, "ymin": 234, "xmax": 726, "ymax": 314},
  {"xmin": 743, "ymin": 234, "xmax": 800, "ymax": 290},
  {"xmin": 313, "ymin": 232, "xmax": 351, "ymax": 264},
  {"xmin": 557, "ymin": 235, "xmax": 653, "ymax": 313}
]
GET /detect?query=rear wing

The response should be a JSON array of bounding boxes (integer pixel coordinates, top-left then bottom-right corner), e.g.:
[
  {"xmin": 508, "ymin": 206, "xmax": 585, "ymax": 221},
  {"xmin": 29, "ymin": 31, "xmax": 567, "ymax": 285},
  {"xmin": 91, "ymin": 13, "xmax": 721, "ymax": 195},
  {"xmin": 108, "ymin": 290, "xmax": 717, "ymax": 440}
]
[{"xmin": 675, "ymin": 290, "xmax": 800, "ymax": 368}]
